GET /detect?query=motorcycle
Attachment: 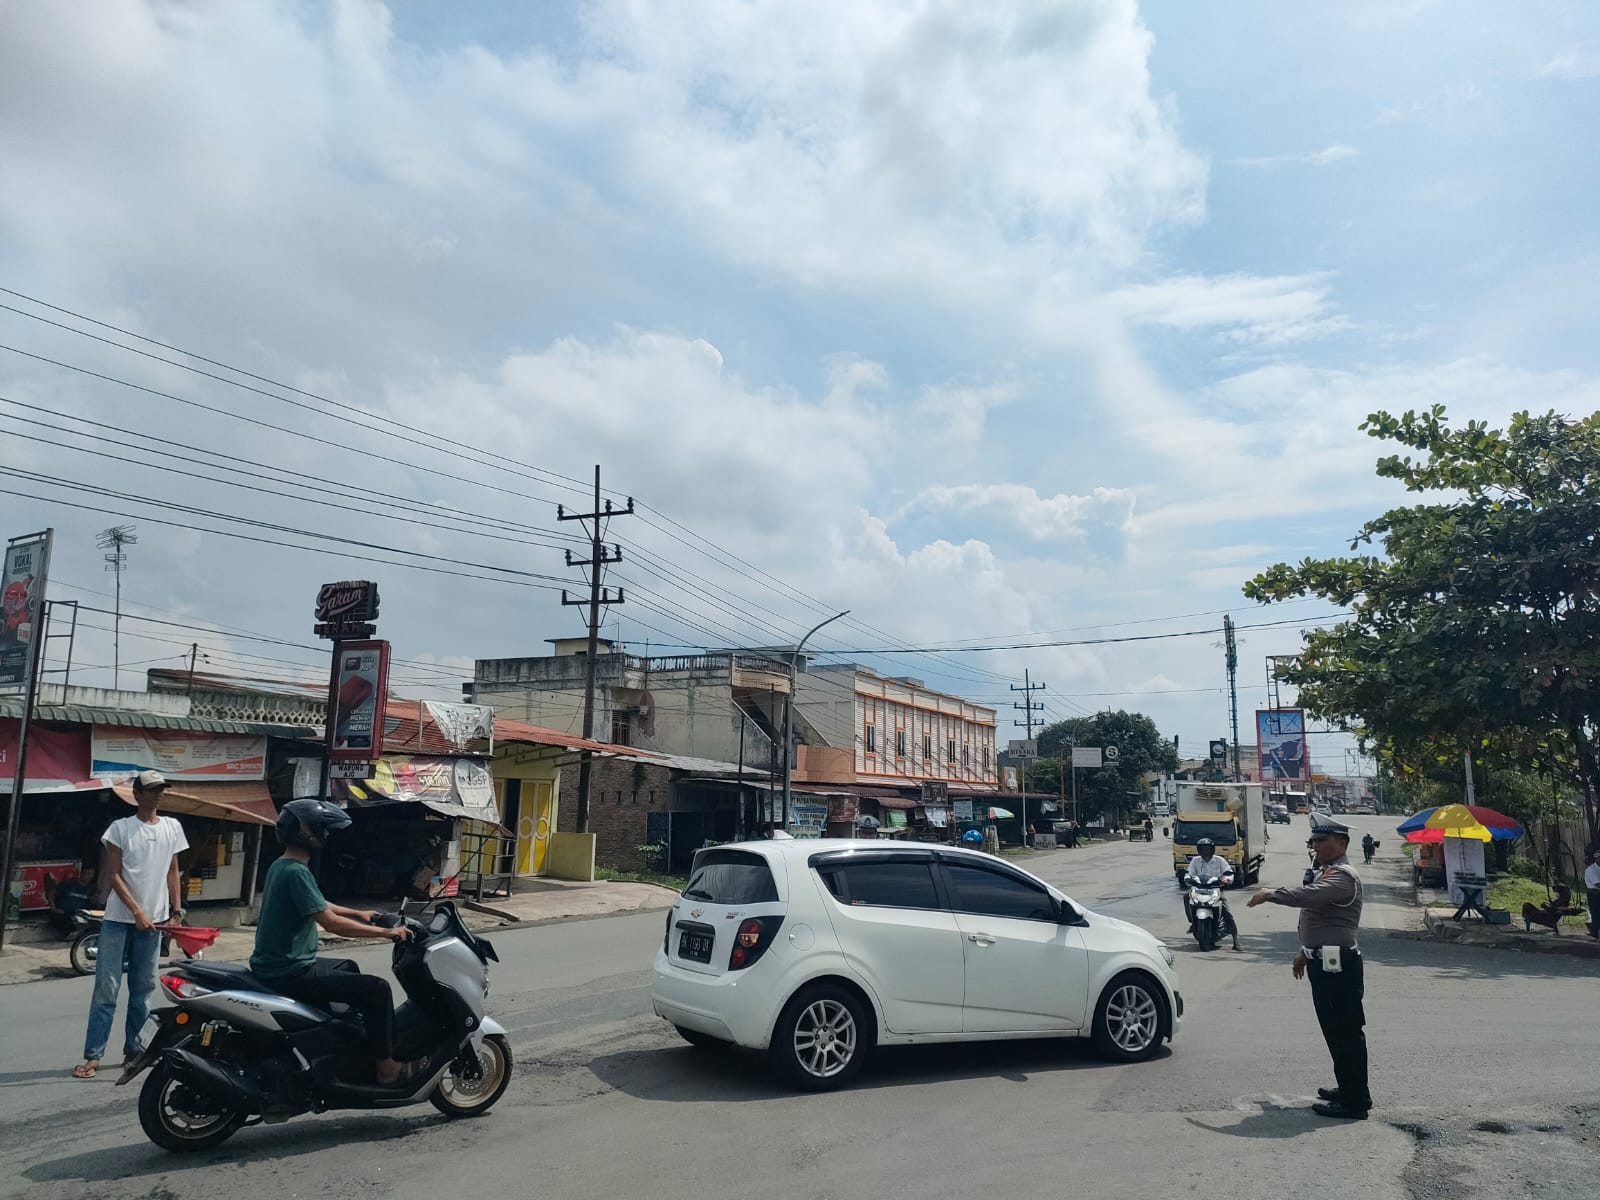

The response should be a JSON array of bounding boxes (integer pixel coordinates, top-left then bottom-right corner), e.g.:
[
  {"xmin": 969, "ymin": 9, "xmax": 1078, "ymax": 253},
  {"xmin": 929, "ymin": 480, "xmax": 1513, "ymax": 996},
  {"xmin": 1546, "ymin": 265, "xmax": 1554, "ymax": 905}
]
[
  {"xmin": 116, "ymin": 900, "xmax": 510, "ymax": 1152},
  {"xmin": 1362, "ymin": 840, "xmax": 1379, "ymax": 865},
  {"xmin": 1184, "ymin": 874, "xmax": 1233, "ymax": 952}
]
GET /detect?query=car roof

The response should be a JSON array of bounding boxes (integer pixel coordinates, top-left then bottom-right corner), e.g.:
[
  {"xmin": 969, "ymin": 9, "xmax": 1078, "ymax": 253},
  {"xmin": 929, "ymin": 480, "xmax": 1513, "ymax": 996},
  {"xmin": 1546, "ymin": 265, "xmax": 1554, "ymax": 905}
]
[{"xmin": 704, "ymin": 838, "xmax": 1003, "ymax": 868}]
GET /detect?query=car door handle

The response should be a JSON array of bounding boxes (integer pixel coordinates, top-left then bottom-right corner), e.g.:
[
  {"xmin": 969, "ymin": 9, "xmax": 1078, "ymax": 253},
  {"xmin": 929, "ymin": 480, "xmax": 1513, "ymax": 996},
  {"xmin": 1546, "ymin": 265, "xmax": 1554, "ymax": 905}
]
[{"xmin": 967, "ymin": 933, "xmax": 995, "ymax": 946}]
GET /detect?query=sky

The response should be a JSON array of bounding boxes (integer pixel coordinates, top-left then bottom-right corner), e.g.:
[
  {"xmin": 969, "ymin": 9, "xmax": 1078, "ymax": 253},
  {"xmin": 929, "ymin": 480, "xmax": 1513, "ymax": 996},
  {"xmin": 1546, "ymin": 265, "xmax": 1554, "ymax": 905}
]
[{"xmin": 2, "ymin": 0, "xmax": 1598, "ymax": 773}]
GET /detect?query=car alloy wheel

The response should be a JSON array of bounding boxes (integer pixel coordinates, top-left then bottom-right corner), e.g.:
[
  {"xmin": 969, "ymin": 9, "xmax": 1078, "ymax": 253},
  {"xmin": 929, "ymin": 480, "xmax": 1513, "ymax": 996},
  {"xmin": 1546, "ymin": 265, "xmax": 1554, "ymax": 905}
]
[
  {"xmin": 1104, "ymin": 982, "xmax": 1160, "ymax": 1054},
  {"xmin": 793, "ymin": 997, "xmax": 858, "ymax": 1079}
]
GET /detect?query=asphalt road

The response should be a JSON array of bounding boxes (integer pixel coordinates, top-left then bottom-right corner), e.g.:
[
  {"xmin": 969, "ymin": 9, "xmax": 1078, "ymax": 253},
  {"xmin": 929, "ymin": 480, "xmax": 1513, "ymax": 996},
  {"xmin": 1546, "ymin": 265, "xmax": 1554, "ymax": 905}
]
[{"xmin": 3, "ymin": 817, "xmax": 1596, "ymax": 1200}]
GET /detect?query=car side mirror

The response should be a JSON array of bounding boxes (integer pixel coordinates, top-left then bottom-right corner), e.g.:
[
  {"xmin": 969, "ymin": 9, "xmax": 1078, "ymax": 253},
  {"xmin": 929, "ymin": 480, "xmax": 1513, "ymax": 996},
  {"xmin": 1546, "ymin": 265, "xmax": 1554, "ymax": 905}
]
[{"xmin": 1055, "ymin": 898, "xmax": 1082, "ymax": 925}]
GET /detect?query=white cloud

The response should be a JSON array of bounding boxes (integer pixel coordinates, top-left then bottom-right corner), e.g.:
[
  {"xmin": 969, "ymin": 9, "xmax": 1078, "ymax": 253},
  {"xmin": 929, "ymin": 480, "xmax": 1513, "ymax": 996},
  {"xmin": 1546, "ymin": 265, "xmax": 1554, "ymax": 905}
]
[
  {"xmin": 895, "ymin": 483, "xmax": 1136, "ymax": 543},
  {"xmin": 1229, "ymin": 144, "xmax": 1359, "ymax": 169},
  {"xmin": 1536, "ymin": 46, "xmax": 1600, "ymax": 79},
  {"xmin": 1104, "ymin": 272, "xmax": 1348, "ymax": 344}
]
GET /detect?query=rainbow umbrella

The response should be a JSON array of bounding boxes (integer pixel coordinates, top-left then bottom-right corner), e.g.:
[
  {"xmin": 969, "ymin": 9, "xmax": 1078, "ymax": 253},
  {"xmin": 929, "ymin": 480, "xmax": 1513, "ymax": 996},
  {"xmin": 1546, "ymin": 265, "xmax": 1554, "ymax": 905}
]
[{"xmin": 1396, "ymin": 804, "xmax": 1522, "ymax": 844}]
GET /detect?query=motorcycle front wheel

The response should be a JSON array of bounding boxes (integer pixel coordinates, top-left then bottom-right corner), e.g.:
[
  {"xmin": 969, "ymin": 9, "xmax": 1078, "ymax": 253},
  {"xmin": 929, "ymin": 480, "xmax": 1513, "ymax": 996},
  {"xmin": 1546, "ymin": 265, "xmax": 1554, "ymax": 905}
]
[
  {"xmin": 69, "ymin": 930, "xmax": 99, "ymax": 977},
  {"xmin": 138, "ymin": 1063, "xmax": 244, "ymax": 1152},
  {"xmin": 430, "ymin": 1034, "xmax": 513, "ymax": 1118},
  {"xmin": 1194, "ymin": 919, "xmax": 1216, "ymax": 952}
]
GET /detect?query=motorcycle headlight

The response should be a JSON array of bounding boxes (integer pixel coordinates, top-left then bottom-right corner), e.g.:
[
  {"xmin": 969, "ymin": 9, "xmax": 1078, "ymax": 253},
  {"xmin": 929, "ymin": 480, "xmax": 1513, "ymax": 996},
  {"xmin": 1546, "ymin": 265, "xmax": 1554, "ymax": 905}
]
[{"xmin": 1158, "ymin": 944, "xmax": 1176, "ymax": 967}]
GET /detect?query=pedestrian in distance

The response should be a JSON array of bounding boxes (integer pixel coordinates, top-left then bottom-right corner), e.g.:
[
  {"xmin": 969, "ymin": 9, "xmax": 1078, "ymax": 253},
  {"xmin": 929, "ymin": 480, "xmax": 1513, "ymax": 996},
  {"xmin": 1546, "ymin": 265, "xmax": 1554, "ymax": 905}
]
[
  {"xmin": 1585, "ymin": 852, "xmax": 1600, "ymax": 941},
  {"xmin": 1361, "ymin": 832, "xmax": 1377, "ymax": 865},
  {"xmin": 73, "ymin": 770, "xmax": 188, "ymax": 1080},
  {"xmin": 1248, "ymin": 813, "xmax": 1371, "ymax": 1120}
]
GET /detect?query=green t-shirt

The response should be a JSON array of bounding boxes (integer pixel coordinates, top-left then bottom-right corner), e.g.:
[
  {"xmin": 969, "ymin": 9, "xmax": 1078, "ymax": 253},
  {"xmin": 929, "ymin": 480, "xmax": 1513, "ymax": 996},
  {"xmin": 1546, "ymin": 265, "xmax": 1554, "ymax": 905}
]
[{"xmin": 250, "ymin": 858, "xmax": 328, "ymax": 979}]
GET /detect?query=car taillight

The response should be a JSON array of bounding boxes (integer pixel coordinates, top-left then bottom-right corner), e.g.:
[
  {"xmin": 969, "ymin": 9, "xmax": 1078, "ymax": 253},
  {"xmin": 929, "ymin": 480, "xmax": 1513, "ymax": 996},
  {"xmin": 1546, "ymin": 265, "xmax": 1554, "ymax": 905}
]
[
  {"xmin": 160, "ymin": 973, "xmax": 211, "ymax": 1001},
  {"xmin": 664, "ymin": 910, "xmax": 673, "ymax": 954},
  {"xmin": 727, "ymin": 917, "xmax": 782, "ymax": 971}
]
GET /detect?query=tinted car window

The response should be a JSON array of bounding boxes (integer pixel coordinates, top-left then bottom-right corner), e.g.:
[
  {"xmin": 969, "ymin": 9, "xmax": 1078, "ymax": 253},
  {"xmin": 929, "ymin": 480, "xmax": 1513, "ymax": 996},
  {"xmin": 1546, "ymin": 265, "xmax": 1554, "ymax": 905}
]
[
  {"xmin": 684, "ymin": 850, "xmax": 778, "ymax": 904},
  {"xmin": 944, "ymin": 862, "xmax": 1056, "ymax": 922},
  {"xmin": 823, "ymin": 861, "xmax": 940, "ymax": 910}
]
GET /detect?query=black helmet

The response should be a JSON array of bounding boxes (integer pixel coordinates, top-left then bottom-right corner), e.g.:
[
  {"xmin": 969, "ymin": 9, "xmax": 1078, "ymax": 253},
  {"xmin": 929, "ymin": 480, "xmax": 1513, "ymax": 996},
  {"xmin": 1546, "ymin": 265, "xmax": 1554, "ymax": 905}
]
[
  {"xmin": 276, "ymin": 797, "xmax": 352, "ymax": 850},
  {"xmin": 1196, "ymin": 837, "xmax": 1215, "ymax": 851}
]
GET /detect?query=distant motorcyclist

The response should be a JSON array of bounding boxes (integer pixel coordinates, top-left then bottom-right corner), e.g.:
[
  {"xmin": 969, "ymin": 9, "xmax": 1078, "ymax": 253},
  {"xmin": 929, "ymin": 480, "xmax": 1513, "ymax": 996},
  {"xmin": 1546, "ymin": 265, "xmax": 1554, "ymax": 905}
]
[
  {"xmin": 251, "ymin": 799, "xmax": 419, "ymax": 1087},
  {"xmin": 1361, "ymin": 833, "xmax": 1377, "ymax": 865},
  {"xmin": 1185, "ymin": 839, "xmax": 1241, "ymax": 950}
]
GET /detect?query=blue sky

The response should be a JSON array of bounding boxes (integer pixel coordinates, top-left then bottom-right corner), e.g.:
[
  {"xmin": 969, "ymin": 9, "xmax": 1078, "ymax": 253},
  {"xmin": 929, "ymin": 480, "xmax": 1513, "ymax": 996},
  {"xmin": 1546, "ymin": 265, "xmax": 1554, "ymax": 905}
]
[{"xmin": 1, "ymin": 1, "xmax": 1596, "ymax": 767}]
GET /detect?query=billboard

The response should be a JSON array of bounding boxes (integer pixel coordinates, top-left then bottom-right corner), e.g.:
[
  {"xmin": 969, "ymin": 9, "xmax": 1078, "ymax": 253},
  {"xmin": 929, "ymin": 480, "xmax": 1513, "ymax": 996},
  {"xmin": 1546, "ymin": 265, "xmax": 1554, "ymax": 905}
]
[
  {"xmin": 1, "ymin": 533, "xmax": 50, "ymax": 688},
  {"xmin": 1256, "ymin": 708, "xmax": 1309, "ymax": 782},
  {"xmin": 1071, "ymin": 746, "xmax": 1103, "ymax": 768},
  {"xmin": 92, "ymin": 729, "xmax": 267, "ymax": 782},
  {"xmin": 0, "ymin": 720, "xmax": 89, "ymax": 791},
  {"xmin": 327, "ymin": 640, "xmax": 390, "ymax": 762}
]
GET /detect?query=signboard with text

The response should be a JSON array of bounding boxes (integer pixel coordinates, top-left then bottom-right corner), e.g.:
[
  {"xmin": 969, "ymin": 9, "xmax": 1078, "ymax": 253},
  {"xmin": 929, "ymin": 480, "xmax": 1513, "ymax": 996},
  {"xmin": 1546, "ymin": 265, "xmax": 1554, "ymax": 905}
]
[
  {"xmin": 1071, "ymin": 746, "xmax": 1103, "ymax": 769},
  {"xmin": 92, "ymin": 728, "xmax": 267, "ymax": 782},
  {"xmin": 1, "ymin": 534, "xmax": 50, "ymax": 689},
  {"xmin": 0, "ymin": 720, "xmax": 89, "ymax": 791},
  {"xmin": 789, "ymin": 803, "xmax": 829, "ymax": 838},
  {"xmin": 315, "ymin": 580, "xmax": 381, "ymax": 640},
  {"xmin": 327, "ymin": 640, "xmax": 390, "ymax": 763}
]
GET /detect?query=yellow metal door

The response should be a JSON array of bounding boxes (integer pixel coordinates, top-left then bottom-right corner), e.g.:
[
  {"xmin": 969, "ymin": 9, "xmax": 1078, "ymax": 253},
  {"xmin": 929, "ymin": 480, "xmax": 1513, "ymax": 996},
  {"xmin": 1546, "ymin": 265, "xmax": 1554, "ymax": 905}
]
[{"xmin": 516, "ymin": 781, "xmax": 554, "ymax": 876}]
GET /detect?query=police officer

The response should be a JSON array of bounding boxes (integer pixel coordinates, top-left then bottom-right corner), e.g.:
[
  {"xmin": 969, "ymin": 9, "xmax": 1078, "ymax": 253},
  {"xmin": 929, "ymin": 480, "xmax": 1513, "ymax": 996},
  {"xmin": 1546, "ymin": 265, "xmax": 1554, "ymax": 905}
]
[{"xmin": 1247, "ymin": 813, "xmax": 1371, "ymax": 1120}]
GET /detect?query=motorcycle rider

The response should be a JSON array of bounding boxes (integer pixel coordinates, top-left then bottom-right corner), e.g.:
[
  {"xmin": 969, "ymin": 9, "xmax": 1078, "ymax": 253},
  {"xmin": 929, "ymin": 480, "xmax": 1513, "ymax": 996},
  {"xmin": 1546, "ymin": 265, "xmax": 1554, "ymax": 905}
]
[
  {"xmin": 1185, "ymin": 838, "xmax": 1241, "ymax": 951},
  {"xmin": 1361, "ymin": 833, "xmax": 1377, "ymax": 864},
  {"xmin": 250, "ymin": 799, "xmax": 421, "ymax": 1087}
]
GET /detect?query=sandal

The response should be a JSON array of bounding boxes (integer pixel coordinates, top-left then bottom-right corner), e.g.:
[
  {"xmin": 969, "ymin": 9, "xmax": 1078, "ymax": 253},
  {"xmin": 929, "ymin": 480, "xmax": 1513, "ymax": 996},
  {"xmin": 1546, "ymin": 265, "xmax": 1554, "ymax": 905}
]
[{"xmin": 72, "ymin": 1062, "xmax": 99, "ymax": 1080}]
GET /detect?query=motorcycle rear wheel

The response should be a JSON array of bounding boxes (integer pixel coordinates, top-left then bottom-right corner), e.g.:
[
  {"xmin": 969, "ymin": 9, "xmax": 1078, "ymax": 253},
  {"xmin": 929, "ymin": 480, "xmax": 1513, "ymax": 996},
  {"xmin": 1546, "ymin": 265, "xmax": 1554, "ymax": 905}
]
[
  {"xmin": 69, "ymin": 930, "xmax": 99, "ymax": 977},
  {"xmin": 431, "ymin": 1034, "xmax": 513, "ymax": 1118},
  {"xmin": 138, "ymin": 1063, "xmax": 244, "ymax": 1152}
]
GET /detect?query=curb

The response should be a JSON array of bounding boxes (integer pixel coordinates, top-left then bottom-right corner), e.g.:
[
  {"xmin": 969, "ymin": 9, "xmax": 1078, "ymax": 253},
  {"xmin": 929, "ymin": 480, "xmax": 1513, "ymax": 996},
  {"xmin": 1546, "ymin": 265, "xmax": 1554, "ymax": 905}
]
[{"xmin": 1420, "ymin": 909, "xmax": 1600, "ymax": 960}]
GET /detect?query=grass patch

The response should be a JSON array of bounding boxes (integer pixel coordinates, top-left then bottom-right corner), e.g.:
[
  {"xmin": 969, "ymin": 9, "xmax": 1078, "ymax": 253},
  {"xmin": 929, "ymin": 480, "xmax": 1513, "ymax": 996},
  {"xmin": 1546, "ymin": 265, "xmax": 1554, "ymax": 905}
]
[
  {"xmin": 1487, "ymin": 877, "xmax": 1588, "ymax": 927},
  {"xmin": 596, "ymin": 866, "xmax": 688, "ymax": 893}
]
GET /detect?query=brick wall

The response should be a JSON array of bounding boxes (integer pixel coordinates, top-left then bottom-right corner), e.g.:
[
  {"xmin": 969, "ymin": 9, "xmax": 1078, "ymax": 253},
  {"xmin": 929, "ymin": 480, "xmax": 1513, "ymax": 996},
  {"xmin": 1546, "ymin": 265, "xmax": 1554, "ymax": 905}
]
[{"xmin": 557, "ymin": 757, "xmax": 673, "ymax": 871}]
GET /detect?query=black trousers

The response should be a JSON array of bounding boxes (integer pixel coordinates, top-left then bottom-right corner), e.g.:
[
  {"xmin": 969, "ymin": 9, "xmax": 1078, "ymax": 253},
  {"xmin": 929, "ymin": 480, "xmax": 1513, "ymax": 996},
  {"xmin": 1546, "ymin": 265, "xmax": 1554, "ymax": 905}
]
[
  {"xmin": 1308, "ymin": 952, "xmax": 1370, "ymax": 1109},
  {"xmin": 268, "ymin": 957, "xmax": 396, "ymax": 1062},
  {"xmin": 1588, "ymin": 889, "xmax": 1600, "ymax": 938}
]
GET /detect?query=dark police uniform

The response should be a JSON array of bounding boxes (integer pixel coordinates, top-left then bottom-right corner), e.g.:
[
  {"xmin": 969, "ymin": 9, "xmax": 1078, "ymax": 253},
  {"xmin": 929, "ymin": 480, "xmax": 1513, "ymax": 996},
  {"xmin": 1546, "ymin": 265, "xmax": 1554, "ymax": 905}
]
[{"xmin": 1265, "ymin": 815, "xmax": 1371, "ymax": 1116}]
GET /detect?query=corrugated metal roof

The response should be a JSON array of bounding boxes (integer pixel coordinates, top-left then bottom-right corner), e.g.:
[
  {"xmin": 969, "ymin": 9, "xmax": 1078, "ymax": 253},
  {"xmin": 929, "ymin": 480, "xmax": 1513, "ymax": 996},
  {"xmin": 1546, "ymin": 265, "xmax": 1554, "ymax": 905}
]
[{"xmin": 0, "ymin": 698, "xmax": 318, "ymax": 740}]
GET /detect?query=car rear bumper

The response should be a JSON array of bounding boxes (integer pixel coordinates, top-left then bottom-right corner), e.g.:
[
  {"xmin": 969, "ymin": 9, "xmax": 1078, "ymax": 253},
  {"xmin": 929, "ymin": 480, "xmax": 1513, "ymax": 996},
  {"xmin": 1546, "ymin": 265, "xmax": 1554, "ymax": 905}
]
[{"xmin": 650, "ymin": 950, "xmax": 782, "ymax": 1050}]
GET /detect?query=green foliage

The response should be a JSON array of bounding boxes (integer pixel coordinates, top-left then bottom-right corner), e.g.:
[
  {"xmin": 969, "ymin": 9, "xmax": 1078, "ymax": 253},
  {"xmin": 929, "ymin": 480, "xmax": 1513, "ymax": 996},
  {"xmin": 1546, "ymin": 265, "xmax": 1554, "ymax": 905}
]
[
  {"xmin": 1487, "ymin": 877, "xmax": 1587, "ymax": 926},
  {"xmin": 1505, "ymin": 857, "xmax": 1552, "ymax": 885},
  {"xmin": 1034, "ymin": 711, "xmax": 1178, "ymax": 822},
  {"xmin": 1245, "ymin": 406, "xmax": 1600, "ymax": 847},
  {"xmin": 635, "ymin": 841, "xmax": 669, "ymax": 872}
]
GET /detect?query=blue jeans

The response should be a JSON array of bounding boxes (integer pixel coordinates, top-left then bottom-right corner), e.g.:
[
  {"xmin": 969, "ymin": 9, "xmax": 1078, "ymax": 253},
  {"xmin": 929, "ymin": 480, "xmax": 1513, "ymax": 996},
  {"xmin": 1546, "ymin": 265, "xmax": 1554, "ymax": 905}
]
[{"xmin": 82, "ymin": 920, "xmax": 161, "ymax": 1062}]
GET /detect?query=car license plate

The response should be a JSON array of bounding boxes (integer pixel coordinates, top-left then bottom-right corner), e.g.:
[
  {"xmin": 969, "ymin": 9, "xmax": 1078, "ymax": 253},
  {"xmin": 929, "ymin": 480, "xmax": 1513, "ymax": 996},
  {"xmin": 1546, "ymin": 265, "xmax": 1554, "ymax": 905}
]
[{"xmin": 678, "ymin": 930, "xmax": 713, "ymax": 963}]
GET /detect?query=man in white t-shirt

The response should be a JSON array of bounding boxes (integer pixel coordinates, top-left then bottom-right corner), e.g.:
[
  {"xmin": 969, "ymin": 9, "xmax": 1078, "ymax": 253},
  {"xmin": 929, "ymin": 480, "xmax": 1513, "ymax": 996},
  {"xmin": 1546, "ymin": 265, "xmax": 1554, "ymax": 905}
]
[{"xmin": 74, "ymin": 770, "xmax": 189, "ymax": 1080}]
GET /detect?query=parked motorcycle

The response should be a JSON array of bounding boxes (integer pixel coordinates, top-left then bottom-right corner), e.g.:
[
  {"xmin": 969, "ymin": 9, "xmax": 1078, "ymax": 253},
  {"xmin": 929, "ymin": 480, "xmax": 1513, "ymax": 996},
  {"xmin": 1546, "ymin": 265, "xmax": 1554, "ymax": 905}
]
[
  {"xmin": 116, "ymin": 900, "xmax": 510, "ymax": 1152},
  {"xmin": 1184, "ymin": 874, "xmax": 1233, "ymax": 952},
  {"xmin": 68, "ymin": 911, "xmax": 219, "ymax": 977}
]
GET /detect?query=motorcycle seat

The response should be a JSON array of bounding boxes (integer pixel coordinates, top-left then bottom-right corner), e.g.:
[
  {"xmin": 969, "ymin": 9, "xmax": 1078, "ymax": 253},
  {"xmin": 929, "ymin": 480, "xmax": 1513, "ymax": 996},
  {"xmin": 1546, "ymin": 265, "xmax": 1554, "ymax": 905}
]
[{"xmin": 178, "ymin": 962, "xmax": 354, "ymax": 1018}]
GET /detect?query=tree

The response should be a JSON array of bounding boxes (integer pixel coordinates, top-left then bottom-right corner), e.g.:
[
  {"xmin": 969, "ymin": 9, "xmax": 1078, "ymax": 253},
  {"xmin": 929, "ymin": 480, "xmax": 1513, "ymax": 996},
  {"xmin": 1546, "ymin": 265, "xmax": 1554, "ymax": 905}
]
[
  {"xmin": 1034, "ymin": 711, "xmax": 1179, "ymax": 822},
  {"xmin": 1244, "ymin": 407, "xmax": 1600, "ymax": 848}
]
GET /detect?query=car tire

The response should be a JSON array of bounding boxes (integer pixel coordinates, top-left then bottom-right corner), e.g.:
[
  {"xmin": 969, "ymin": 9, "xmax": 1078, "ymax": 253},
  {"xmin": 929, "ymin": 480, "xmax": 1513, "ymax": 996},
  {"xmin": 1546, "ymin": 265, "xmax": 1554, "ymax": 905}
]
[
  {"xmin": 770, "ymin": 982, "xmax": 872, "ymax": 1092},
  {"xmin": 1091, "ymin": 971, "xmax": 1166, "ymax": 1063},
  {"xmin": 675, "ymin": 1026, "xmax": 730, "ymax": 1051}
]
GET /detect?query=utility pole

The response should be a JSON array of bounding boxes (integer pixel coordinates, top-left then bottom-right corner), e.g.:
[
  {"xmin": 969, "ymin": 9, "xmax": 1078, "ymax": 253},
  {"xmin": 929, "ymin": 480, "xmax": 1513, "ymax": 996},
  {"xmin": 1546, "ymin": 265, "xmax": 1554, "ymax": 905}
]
[
  {"xmin": 558, "ymin": 465, "xmax": 633, "ymax": 834},
  {"xmin": 1223, "ymin": 614, "xmax": 1241, "ymax": 781},
  {"xmin": 1012, "ymin": 670, "xmax": 1045, "ymax": 841},
  {"xmin": 186, "ymin": 643, "xmax": 198, "ymax": 697},
  {"xmin": 96, "ymin": 524, "xmax": 137, "ymax": 689},
  {"xmin": 0, "ymin": 529, "xmax": 54, "ymax": 951}
]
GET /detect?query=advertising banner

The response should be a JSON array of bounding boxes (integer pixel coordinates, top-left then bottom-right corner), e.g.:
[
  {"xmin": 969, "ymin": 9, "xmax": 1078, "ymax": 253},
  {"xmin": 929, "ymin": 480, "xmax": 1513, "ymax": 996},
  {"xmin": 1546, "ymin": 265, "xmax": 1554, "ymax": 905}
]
[
  {"xmin": 327, "ymin": 640, "xmax": 390, "ymax": 762},
  {"xmin": 92, "ymin": 729, "xmax": 267, "ymax": 782},
  {"xmin": 339, "ymin": 755, "xmax": 499, "ymax": 826},
  {"xmin": 952, "ymin": 799, "xmax": 975, "ymax": 822},
  {"xmin": 0, "ymin": 720, "xmax": 90, "ymax": 791},
  {"xmin": 1071, "ymin": 746, "xmax": 1103, "ymax": 768},
  {"xmin": 1, "ymin": 534, "xmax": 50, "ymax": 688},
  {"xmin": 1256, "ymin": 709, "xmax": 1309, "ymax": 782}
]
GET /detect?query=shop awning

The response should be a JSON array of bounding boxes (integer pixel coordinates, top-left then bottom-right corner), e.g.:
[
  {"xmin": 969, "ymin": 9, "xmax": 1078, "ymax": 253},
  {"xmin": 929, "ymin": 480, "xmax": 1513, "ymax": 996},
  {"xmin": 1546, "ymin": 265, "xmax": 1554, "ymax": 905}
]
[{"xmin": 114, "ymin": 782, "xmax": 275, "ymax": 827}]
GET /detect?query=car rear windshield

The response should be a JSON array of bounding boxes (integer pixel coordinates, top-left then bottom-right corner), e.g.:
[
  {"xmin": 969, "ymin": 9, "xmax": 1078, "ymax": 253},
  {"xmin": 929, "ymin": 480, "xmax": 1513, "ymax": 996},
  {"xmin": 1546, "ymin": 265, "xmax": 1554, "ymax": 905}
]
[
  {"xmin": 683, "ymin": 850, "xmax": 779, "ymax": 905},
  {"xmin": 1175, "ymin": 820, "xmax": 1238, "ymax": 846}
]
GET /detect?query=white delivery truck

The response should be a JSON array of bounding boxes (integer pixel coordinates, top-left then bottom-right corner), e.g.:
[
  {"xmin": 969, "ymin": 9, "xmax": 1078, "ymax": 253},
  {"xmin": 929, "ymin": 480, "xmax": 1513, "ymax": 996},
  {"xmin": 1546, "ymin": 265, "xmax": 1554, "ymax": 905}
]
[{"xmin": 1171, "ymin": 781, "xmax": 1267, "ymax": 886}]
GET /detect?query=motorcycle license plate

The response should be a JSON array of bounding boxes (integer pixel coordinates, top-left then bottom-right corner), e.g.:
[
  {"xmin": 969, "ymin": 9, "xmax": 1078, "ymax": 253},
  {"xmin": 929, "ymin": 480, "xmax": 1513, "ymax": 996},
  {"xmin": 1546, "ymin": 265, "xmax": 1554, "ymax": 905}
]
[{"xmin": 678, "ymin": 930, "xmax": 713, "ymax": 963}]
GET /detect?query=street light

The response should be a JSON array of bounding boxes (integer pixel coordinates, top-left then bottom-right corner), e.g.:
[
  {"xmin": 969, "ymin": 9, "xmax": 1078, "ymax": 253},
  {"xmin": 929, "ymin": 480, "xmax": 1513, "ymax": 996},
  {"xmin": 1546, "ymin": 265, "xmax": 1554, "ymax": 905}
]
[{"xmin": 782, "ymin": 610, "xmax": 849, "ymax": 830}]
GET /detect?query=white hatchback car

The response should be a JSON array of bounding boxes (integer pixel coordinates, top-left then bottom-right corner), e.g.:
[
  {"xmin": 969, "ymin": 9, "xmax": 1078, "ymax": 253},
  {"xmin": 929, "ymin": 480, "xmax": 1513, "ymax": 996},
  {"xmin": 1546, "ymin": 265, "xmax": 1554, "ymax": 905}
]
[{"xmin": 651, "ymin": 839, "xmax": 1181, "ymax": 1090}]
